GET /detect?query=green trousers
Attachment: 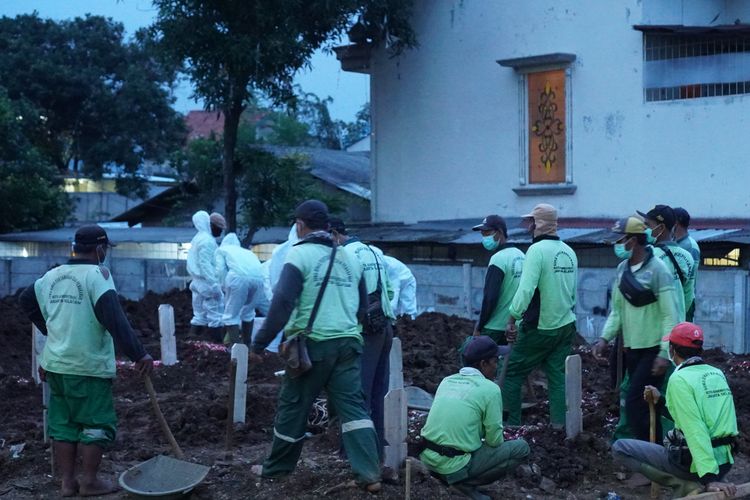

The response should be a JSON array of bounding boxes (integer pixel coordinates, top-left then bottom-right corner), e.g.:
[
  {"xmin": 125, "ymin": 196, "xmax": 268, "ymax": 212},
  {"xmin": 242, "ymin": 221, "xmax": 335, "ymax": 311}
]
[
  {"xmin": 262, "ymin": 337, "xmax": 380, "ymax": 484},
  {"xmin": 502, "ymin": 321, "xmax": 575, "ymax": 426},
  {"xmin": 442, "ymin": 440, "xmax": 530, "ymax": 485}
]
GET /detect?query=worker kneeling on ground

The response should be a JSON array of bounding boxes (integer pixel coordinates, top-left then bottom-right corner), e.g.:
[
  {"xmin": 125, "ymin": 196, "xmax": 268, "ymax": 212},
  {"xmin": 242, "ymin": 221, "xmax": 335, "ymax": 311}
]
[
  {"xmin": 612, "ymin": 322, "xmax": 738, "ymax": 498},
  {"xmin": 419, "ymin": 336, "xmax": 530, "ymax": 500}
]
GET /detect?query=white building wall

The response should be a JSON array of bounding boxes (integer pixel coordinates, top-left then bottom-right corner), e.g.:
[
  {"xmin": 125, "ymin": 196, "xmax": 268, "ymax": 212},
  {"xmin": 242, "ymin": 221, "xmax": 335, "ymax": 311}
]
[{"xmin": 370, "ymin": 0, "xmax": 750, "ymax": 223}]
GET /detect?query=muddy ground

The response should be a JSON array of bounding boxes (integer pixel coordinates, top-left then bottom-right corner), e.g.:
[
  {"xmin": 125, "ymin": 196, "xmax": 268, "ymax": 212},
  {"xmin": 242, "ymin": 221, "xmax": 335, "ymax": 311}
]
[{"xmin": 1, "ymin": 289, "xmax": 749, "ymax": 499}]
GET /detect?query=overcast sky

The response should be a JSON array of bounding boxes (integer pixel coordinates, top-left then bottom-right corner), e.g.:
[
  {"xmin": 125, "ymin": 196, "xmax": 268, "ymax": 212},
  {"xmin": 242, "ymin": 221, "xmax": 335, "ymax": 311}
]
[{"xmin": 0, "ymin": 0, "xmax": 369, "ymax": 121}]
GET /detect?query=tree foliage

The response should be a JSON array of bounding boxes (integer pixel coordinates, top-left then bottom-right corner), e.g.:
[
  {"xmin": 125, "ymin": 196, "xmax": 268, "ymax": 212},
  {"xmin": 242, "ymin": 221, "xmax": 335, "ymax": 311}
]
[
  {"xmin": 0, "ymin": 89, "xmax": 70, "ymax": 233},
  {"xmin": 0, "ymin": 14, "xmax": 185, "ymax": 198},
  {"xmin": 150, "ymin": 0, "xmax": 415, "ymax": 230}
]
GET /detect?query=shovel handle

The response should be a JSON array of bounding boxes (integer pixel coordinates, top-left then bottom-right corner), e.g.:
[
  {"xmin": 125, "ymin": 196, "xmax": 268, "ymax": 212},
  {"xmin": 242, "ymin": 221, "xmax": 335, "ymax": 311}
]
[
  {"xmin": 497, "ymin": 343, "xmax": 512, "ymax": 389},
  {"xmin": 145, "ymin": 375, "xmax": 185, "ymax": 460},
  {"xmin": 648, "ymin": 398, "xmax": 659, "ymax": 499}
]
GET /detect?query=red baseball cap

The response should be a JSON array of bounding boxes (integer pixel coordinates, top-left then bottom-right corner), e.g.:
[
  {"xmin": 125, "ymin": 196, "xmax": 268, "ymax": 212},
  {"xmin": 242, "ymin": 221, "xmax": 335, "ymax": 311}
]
[{"xmin": 662, "ymin": 322, "xmax": 704, "ymax": 348}]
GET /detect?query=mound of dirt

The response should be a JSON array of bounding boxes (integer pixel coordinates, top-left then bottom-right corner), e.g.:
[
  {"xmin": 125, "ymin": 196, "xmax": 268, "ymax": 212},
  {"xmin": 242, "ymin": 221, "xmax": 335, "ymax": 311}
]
[{"xmin": 3, "ymin": 288, "xmax": 750, "ymax": 499}]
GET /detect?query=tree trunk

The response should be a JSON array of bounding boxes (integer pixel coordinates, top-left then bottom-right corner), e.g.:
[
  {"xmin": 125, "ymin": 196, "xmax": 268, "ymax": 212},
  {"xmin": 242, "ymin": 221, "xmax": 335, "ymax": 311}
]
[{"xmin": 222, "ymin": 93, "xmax": 244, "ymax": 233}]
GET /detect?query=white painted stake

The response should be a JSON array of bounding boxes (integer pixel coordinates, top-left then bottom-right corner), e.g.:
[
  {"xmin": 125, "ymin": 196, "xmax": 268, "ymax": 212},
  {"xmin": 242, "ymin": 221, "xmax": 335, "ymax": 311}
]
[
  {"xmin": 565, "ymin": 354, "xmax": 583, "ymax": 439},
  {"xmin": 32, "ymin": 325, "xmax": 45, "ymax": 384},
  {"xmin": 384, "ymin": 338, "xmax": 407, "ymax": 471},
  {"xmin": 231, "ymin": 343, "xmax": 248, "ymax": 424},
  {"xmin": 32, "ymin": 325, "xmax": 50, "ymax": 443},
  {"xmin": 158, "ymin": 304, "xmax": 177, "ymax": 365},
  {"xmin": 388, "ymin": 337, "xmax": 404, "ymax": 392}
]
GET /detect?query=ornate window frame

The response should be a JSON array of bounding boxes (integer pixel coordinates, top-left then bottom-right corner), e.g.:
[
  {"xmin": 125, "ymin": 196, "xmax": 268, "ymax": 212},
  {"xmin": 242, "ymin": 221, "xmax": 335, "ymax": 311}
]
[{"xmin": 497, "ymin": 53, "xmax": 577, "ymax": 196}]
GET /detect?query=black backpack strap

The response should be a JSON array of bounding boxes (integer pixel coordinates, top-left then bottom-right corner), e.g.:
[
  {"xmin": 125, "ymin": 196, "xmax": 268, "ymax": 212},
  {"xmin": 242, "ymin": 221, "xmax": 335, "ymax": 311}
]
[
  {"xmin": 366, "ymin": 245, "xmax": 383, "ymax": 294},
  {"xmin": 304, "ymin": 243, "xmax": 338, "ymax": 334},
  {"xmin": 660, "ymin": 245, "xmax": 687, "ymax": 285}
]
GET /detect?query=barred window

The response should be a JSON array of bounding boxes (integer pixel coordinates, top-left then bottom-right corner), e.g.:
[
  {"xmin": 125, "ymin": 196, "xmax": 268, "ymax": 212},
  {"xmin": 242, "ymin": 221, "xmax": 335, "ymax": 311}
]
[{"xmin": 644, "ymin": 34, "xmax": 750, "ymax": 102}]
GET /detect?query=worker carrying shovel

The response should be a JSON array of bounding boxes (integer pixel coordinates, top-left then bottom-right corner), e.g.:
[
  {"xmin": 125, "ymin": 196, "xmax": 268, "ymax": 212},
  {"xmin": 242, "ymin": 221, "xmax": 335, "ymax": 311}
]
[
  {"xmin": 612, "ymin": 322, "xmax": 738, "ymax": 498},
  {"xmin": 19, "ymin": 225, "xmax": 153, "ymax": 497}
]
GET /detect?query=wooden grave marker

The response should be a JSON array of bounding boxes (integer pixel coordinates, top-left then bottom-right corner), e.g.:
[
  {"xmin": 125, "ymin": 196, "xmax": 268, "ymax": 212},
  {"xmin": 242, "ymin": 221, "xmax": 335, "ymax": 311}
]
[
  {"xmin": 565, "ymin": 354, "xmax": 583, "ymax": 439},
  {"xmin": 384, "ymin": 337, "xmax": 407, "ymax": 471},
  {"xmin": 231, "ymin": 343, "xmax": 249, "ymax": 424},
  {"xmin": 158, "ymin": 304, "xmax": 177, "ymax": 365}
]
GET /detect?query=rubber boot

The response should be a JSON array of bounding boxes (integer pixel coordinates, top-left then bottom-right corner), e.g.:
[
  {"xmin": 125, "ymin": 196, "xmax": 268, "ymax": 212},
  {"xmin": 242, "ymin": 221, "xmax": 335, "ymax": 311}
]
[
  {"xmin": 638, "ymin": 463, "xmax": 703, "ymax": 497},
  {"xmin": 206, "ymin": 327, "xmax": 223, "ymax": 344},
  {"xmin": 241, "ymin": 320, "xmax": 254, "ymax": 345},
  {"xmin": 223, "ymin": 325, "xmax": 241, "ymax": 346},
  {"xmin": 188, "ymin": 324, "xmax": 205, "ymax": 338}
]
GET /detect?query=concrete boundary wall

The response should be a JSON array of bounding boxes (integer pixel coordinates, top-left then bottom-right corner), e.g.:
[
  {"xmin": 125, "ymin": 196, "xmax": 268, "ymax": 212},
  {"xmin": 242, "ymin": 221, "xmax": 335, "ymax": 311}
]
[
  {"xmin": 0, "ymin": 257, "xmax": 189, "ymax": 300},
  {"xmin": 3, "ymin": 257, "xmax": 747, "ymax": 352}
]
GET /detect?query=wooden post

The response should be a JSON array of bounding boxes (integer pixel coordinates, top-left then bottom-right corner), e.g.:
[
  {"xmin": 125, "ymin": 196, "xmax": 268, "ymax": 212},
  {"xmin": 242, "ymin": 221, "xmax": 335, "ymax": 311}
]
[
  {"xmin": 158, "ymin": 304, "xmax": 177, "ymax": 366},
  {"xmin": 226, "ymin": 358, "xmax": 237, "ymax": 451},
  {"xmin": 462, "ymin": 263, "xmax": 472, "ymax": 317},
  {"xmin": 230, "ymin": 343, "xmax": 248, "ymax": 424},
  {"xmin": 565, "ymin": 354, "xmax": 582, "ymax": 439},
  {"xmin": 384, "ymin": 338, "xmax": 407, "ymax": 473},
  {"xmin": 405, "ymin": 457, "xmax": 412, "ymax": 500}
]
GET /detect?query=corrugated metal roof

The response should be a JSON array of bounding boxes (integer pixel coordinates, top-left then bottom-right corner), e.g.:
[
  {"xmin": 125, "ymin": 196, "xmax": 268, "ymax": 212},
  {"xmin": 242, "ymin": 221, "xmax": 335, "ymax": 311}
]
[
  {"xmin": 4, "ymin": 220, "xmax": 750, "ymax": 247},
  {"xmin": 260, "ymin": 145, "xmax": 370, "ymax": 199}
]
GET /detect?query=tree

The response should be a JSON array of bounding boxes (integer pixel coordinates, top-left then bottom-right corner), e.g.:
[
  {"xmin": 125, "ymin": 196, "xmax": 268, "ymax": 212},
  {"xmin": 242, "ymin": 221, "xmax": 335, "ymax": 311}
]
[
  {"xmin": 0, "ymin": 14, "xmax": 185, "ymax": 198},
  {"xmin": 150, "ymin": 0, "xmax": 415, "ymax": 231},
  {"xmin": 0, "ymin": 89, "xmax": 70, "ymax": 232},
  {"xmin": 341, "ymin": 102, "xmax": 371, "ymax": 148}
]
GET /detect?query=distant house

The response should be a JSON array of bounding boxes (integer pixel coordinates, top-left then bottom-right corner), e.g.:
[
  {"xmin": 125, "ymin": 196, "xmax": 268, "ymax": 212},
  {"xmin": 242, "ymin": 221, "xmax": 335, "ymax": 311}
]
[
  {"xmin": 184, "ymin": 110, "xmax": 225, "ymax": 141},
  {"xmin": 345, "ymin": 136, "xmax": 371, "ymax": 153}
]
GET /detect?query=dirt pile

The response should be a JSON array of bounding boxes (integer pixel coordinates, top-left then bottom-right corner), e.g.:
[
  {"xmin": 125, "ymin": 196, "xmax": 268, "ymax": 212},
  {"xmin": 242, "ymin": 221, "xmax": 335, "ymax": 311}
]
[{"xmin": 2, "ymin": 289, "xmax": 750, "ymax": 499}]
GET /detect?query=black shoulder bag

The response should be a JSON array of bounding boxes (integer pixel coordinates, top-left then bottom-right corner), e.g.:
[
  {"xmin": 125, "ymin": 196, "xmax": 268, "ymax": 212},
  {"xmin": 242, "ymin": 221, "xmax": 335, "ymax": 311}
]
[
  {"xmin": 278, "ymin": 243, "xmax": 337, "ymax": 378},
  {"xmin": 362, "ymin": 246, "xmax": 388, "ymax": 336}
]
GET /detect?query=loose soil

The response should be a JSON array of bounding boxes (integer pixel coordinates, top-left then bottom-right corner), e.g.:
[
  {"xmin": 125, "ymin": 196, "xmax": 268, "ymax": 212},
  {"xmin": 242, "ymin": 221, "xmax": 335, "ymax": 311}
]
[{"xmin": 1, "ymin": 290, "xmax": 749, "ymax": 499}]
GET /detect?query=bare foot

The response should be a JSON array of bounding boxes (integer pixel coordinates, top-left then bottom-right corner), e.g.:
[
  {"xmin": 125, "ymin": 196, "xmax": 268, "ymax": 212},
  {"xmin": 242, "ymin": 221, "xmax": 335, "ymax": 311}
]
[
  {"xmin": 79, "ymin": 478, "xmax": 118, "ymax": 497},
  {"xmin": 61, "ymin": 478, "xmax": 79, "ymax": 497}
]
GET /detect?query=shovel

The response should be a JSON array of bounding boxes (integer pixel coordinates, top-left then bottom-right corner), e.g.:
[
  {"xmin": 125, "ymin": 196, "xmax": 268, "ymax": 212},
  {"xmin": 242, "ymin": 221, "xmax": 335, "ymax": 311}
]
[
  {"xmin": 648, "ymin": 395, "xmax": 659, "ymax": 499},
  {"xmin": 144, "ymin": 375, "xmax": 185, "ymax": 460}
]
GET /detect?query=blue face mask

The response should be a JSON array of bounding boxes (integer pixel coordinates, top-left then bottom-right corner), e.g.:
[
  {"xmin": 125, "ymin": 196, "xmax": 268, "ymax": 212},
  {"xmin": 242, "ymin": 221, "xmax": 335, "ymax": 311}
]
[
  {"xmin": 482, "ymin": 234, "xmax": 499, "ymax": 251},
  {"xmin": 614, "ymin": 243, "xmax": 632, "ymax": 260},
  {"xmin": 645, "ymin": 227, "xmax": 657, "ymax": 244}
]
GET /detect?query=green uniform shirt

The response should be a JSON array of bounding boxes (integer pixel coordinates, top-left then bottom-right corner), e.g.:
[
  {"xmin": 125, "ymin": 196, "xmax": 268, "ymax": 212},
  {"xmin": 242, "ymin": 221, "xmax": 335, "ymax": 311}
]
[
  {"xmin": 283, "ymin": 242, "xmax": 364, "ymax": 343},
  {"xmin": 345, "ymin": 239, "xmax": 396, "ymax": 320},
  {"xmin": 653, "ymin": 243, "xmax": 695, "ymax": 321},
  {"xmin": 420, "ymin": 367, "xmax": 504, "ymax": 475},
  {"xmin": 484, "ymin": 246, "xmax": 525, "ymax": 331},
  {"xmin": 34, "ymin": 264, "xmax": 117, "ymax": 378},
  {"xmin": 666, "ymin": 362, "xmax": 737, "ymax": 478},
  {"xmin": 602, "ymin": 252, "xmax": 679, "ymax": 358},
  {"xmin": 509, "ymin": 237, "xmax": 578, "ymax": 330},
  {"xmin": 677, "ymin": 235, "xmax": 701, "ymax": 267},
  {"xmin": 677, "ymin": 235, "xmax": 700, "ymax": 302}
]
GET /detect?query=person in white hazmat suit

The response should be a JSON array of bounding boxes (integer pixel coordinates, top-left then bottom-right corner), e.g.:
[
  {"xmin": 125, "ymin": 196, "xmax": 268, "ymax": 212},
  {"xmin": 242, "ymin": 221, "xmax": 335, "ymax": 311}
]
[
  {"xmin": 187, "ymin": 210, "xmax": 225, "ymax": 342},
  {"xmin": 256, "ymin": 224, "xmax": 299, "ymax": 352},
  {"xmin": 215, "ymin": 233, "xmax": 270, "ymax": 345},
  {"xmin": 383, "ymin": 255, "xmax": 418, "ymax": 319}
]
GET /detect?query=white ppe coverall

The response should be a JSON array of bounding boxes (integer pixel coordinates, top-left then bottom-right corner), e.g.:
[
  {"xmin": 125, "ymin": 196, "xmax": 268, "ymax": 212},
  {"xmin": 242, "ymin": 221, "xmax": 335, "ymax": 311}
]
[
  {"xmin": 383, "ymin": 255, "xmax": 418, "ymax": 319},
  {"xmin": 215, "ymin": 233, "xmax": 269, "ymax": 326},
  {"xmin": 186, "ymin": 210, "xmax": 223, "ymax": 327}
]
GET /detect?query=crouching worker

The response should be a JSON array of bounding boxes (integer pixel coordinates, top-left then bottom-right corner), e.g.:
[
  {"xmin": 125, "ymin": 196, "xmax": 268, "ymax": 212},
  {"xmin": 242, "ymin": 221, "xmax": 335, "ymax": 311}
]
[
  {"xmin": 19, "ymin": 225, "xmax": 153, "ymax": 497},
  {"xmin": 419, "ymin": 336, "xmax": 530, "ymax": 500},
  {"xmin": 612, "ymin": 322, "xmax": 738, "ymax": 498}
]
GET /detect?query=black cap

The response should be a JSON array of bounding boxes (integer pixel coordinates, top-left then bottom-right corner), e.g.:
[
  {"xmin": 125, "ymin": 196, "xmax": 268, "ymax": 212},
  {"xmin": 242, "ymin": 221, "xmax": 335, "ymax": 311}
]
[
  {"xmin": 462, "ymin": 336, "xmax": 504, "ymax": 364},
  {"xmin": 74, "ymin": 225, "xmax": 114, "ymax": 247},
  {"xmin": 472, "ymin": 215, "xmax": 507, "ymax": 236},
  {"xmin": 637, "ymin": 204, "xmax": 676, "ymax": 230},
  {"xmin": 328, "ymin": 217, "xmax": 347, "ymax": 235},
  {"xmin": 294, "ymin": 199, "xmax": 329, "ymax": 229},
  {"xmin": 673, "ymin": 207, "xmax": 690, "ymax": 228}
]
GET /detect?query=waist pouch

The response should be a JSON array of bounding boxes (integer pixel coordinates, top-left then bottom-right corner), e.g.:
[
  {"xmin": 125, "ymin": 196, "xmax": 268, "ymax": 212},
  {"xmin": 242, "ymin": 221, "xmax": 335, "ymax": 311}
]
[
  {"xmin": 666, "ymin": 429, "xmax": 737, "ymax": 468},
  {"xmin": 619, "ymin": 267, "xmax": 657, "ymax": 307},
  {"xmin": 418, "ymin": 437, "xmax": 467, "ymax": 458}
]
